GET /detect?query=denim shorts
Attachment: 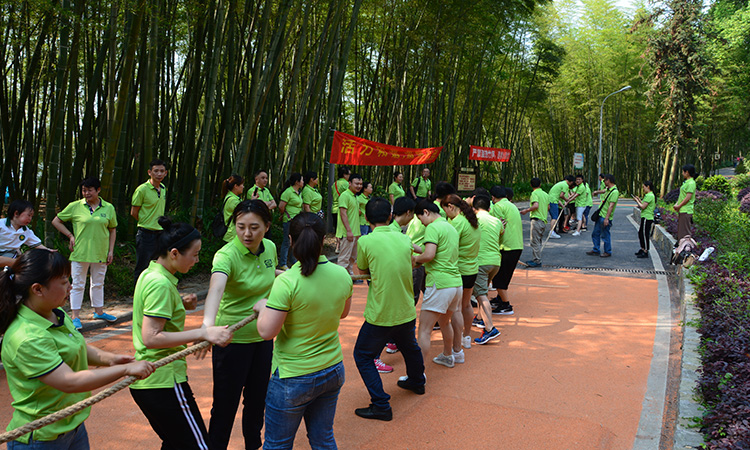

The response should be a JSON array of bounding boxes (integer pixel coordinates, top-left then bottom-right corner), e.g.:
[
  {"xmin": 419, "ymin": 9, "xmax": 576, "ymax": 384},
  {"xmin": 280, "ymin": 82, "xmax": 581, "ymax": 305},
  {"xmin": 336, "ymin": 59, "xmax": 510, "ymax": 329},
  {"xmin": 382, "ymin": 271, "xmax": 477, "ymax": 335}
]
[{"xmin": 8, "ymin": 424, "xmax": 89, "ymax": 450}]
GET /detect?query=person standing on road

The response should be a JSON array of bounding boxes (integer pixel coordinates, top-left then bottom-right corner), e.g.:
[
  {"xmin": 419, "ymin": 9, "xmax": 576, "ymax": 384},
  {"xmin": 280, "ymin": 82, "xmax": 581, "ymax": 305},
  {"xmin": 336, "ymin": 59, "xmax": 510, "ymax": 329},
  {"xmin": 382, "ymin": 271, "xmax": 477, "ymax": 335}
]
[
  {"xmin": 278, "ymin": 173, "xmax": 304, "ymax": 270},
  {"xmin": 409, "ymin": 167, "xmax": 432, "ymax": 202},
  {"xmin": 52, "ymin": 177, "xmax": 118, "ymax": 330},
  {"xmin": 633, "ymin": 181, "xmax": 656, "ymax": 258},
  {"xmin": 202, "ymin": 200, "xmax": 278, "ymax": 450},
  {"xmin": 674, "ymin": 164, "xmax": 697, "ymax": 240},
  {"xmin": 249, "ymin": 170, "xmax": 277, "ymax": 212},
  {"xmin": 587, "ymin": 174, "xmax": 619, "ymax": 258},
  {"xmin": 353, "ymin": 197, "xmax": 425, "ymax": 421},
  {"xmin": 1, "ymin": 249, "xmax": 155, "ymax": 449},
  {"xmin": 547, "ymin": 176, "xmax": 576, "ymax": 238},
  {"xmin": 131, "ymin": 159, "xmax": 168, "ymax": 284},
  {"xmin": 489, "ymin": 187, "xmax": 522, "ymax": 315},
  {"xmin": 220, "ymin": 174, "xmax": 244, "ymax": 243},
  {"xmin": 388, "ymin": 172, "xmax": 406, "ymax": 205},
  {"xmin": 571, "ymin": 175, "xmax": 593, "ymax": 236},
  {"xmin": 130, "ymin": 217, "xmax": 233, "ymax": 450},
  {"xmin": 520, "ymin": 178, "xmax": 549, "ymax": 268},
  {"xmin": 254, "ymin": 213, "xmax": 352, "ymax": 449},
  {"xmin": 336, "ymin": 174, "xmax": 363, "ymax": 277}
]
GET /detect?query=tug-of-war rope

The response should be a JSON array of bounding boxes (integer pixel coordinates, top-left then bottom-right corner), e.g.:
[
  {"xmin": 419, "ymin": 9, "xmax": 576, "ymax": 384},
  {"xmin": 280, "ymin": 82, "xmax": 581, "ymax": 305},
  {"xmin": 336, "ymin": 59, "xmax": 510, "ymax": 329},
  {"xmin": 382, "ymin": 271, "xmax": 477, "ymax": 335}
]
[{"xmin": 0, "ymin": 273, "xmax": 371, "ymax": 445}]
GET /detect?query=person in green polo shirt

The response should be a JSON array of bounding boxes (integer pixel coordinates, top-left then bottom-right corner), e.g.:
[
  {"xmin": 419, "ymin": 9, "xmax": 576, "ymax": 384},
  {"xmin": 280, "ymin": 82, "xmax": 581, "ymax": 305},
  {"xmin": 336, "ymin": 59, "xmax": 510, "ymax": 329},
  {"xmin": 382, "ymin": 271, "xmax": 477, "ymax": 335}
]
[
  {"xmin": 587, "ymin": 174, "xmax": 619, "ymax": 257},
  {"xmin": 413, "ymin": 200, "xmax": 462, "ymax": 369},
  {"xmin": 358, "ymin": 180, "xmax": 373, "ymax": 236},
  {"xmin": 131, "ymin": 158, "xmax": 168, "ymax": 284},
  {"xmin": 674, "ymin": 164, "xmax": 697, "ymax": 240},
  {"xmin": 331, "ymin": 166, "xmax": 351, "ymax": 253},
  {"xmin": 489, "ymin": 186, "xmax": 522, "ymax": 315},
  {"xmin": 520, "ymin": 178, "xmax": 550, "ymax": 267},
  {"xmin": 471, "ymin": 195, "xmax": 504, "ymax": 344},
  {"xmin": 1, "ymin": 249, "xmax": 154, "ymax": 448},
  {"xmin": 249, "ymin": 169, "xmax": 277, "ymax": 212},
  {"xmin": 440, "ymin": 194, "xmax": 480, "ymax": 354},
  {"xmin": 130, "ymin": 217, "xmax": 232, "ymax": 450},
  {"xmin": 409, "ymin": 167, "xmax": 432, "ymax": 201},
  {"xmin": 278, "ymin": 172, "xmax": 305, "ymax": 269},
  {"xmin": 572, "ymin": 175, "xmax": 593, "ymax": 236},
  {"xmin": 254, "ymin": 213, "xmax": 352, "ymax": 448},
  {"xmin": 388, "ymin": 171, "xmax": 406, "ymax": 205},
  {"xmin": 547, "ymin": 175, "xmax": 577, "ymax": 238},
  {"xmin": 352, "ymin": 197, "xmax": 425, "ymax": 421},
  {"xmin": 202, "ymin": 200, "xmax": 278, "ymax": 450},
  {"xmin": 52, "ymin": 177, "xmax": 118, "ymax": 331},
  {"xmin": 302, "ymin": 171, "xmax": 323, "ymax": 216},
  {"xmin": 220, "ymin": 174, "xmax": 245, "ymax": 243},
  {"xmin": 634, "ymin": 180, "xmax": 657, "ymax": 258},
  {"xmin": 336, "ymin": 173, "xmax": 363, "ymax": 276}
]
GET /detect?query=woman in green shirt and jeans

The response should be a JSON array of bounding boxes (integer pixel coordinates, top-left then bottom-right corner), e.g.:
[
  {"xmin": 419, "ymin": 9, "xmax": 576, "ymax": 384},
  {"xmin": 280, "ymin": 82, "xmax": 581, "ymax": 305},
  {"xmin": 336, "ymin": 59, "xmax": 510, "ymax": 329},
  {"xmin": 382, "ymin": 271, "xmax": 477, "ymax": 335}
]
[{"xmin": 633, "ymin": 181, "xmax": 657, "ymax": 258}]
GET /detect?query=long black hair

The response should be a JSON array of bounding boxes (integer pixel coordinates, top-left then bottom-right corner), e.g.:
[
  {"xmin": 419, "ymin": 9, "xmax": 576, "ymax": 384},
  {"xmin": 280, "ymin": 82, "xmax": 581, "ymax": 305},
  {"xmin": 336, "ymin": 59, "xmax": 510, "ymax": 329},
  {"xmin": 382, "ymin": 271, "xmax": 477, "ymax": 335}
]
[
  {"xmin": 441, "ymin": 194, "xmax": 479, "ymax": 228},
  {"xmin": 221, "ymin": 174, "xmax": 244, "ymax": 198},
  {"xmin": 0, "ymin": 249, "xmax": 71, "ymax": 334},
  {"xmin": 154, "ymin": 217, "xmax": 201, "ymax": 258},
  {"xmin": 289, "ymin": 213, "xmax": 326, "ymax": 276}
]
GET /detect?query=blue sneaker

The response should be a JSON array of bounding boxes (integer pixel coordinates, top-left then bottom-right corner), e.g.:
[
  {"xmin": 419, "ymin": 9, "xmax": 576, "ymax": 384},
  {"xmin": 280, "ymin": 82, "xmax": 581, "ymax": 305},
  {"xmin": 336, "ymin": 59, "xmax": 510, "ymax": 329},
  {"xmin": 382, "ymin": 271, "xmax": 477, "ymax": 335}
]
[
  {"xmin": 525, "ymin": 260, "xmax": 541, "ymax": 268},
  {"xmin": 72, "ymin": 318, "xmax": 83, "ymax": 331},
  {"xmin": 475, "ymin": 327, "xmax": 501, "ymax": 345},
  {"xmin": 93, "ymin": 312, "xmax": 117, "ymax": 323},
  {"xmin": 472, "ymin": 316, "xmax": 485, "ymax": 329}
]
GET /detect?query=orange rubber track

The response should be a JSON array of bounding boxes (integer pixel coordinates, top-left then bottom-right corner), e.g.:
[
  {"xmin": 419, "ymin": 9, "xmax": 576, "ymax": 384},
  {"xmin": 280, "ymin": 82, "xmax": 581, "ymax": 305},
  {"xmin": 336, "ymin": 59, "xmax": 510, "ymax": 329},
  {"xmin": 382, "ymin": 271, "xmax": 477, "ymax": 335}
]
[{"xmin": 0, "ymin": 269, "xmax": 658, "ymax": 450}]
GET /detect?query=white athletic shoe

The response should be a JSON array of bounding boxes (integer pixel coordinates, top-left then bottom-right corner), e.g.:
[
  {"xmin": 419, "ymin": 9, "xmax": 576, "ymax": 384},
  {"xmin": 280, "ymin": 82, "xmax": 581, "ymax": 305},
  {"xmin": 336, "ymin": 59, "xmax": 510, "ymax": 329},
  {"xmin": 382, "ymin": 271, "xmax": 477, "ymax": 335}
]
[
  {"xmin": 452, "ymin": 349, "xmax": 465, "ymax": 364},
  {"xmin": 549, "ymin": 231, "xmax": 561, "ymax": 239},
  {"xmin": 462, "ymin": 335, "xmax": 472, "ymax": 349},
  {"xmin": 571, "ymin": 231, "xmax": 581, "ymax": 236}
]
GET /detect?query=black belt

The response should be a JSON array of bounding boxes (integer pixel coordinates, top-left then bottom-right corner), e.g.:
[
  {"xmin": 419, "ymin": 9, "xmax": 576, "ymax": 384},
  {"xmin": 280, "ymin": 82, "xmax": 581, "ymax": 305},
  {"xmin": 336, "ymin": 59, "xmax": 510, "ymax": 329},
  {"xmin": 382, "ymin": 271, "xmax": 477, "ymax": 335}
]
[
  {"xmin": 137, "ymin": 227, "xmax": 161, "ymax": 234},
  {"xmin": 530, "ymin": 218, "xmax": 540, "ymax": 221}
]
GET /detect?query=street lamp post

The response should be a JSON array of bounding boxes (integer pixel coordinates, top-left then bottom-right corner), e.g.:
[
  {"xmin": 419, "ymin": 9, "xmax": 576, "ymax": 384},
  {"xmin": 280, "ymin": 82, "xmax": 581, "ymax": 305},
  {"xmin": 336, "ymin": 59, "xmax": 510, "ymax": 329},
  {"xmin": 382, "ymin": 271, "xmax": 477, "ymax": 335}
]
[{"xmin": 598, "ymin": 85, "xmax": 632, "ymax": 178}]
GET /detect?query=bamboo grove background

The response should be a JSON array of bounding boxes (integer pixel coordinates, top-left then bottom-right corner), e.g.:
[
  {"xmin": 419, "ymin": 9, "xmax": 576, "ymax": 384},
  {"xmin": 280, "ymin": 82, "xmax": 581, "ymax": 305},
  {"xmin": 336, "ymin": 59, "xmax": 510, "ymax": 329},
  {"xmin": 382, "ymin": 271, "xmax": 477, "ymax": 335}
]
[{"xmin": 1, "ymin": 0, "xmax": 748, "ymax": 240}]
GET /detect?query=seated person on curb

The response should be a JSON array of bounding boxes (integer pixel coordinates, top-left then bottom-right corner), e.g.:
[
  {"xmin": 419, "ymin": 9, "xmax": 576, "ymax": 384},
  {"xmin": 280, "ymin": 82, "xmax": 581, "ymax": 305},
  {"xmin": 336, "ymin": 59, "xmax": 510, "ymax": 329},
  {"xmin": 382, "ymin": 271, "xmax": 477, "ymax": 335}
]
[
  {"xmin": 353, "ymin": 197, "xmax": 426, "ymax": 421},
  {"xmin": 471, "ymin": 195, "xmax": 503, "ymax": 344}
]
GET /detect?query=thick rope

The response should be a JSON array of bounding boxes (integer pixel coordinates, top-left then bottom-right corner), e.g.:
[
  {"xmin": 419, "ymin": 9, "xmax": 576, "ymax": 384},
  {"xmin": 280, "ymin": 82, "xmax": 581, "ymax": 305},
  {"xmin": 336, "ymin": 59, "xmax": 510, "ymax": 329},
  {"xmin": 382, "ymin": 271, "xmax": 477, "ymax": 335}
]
[{"xmin": 0, "ymin": 313, "xmax": 258, "ymax": 444}]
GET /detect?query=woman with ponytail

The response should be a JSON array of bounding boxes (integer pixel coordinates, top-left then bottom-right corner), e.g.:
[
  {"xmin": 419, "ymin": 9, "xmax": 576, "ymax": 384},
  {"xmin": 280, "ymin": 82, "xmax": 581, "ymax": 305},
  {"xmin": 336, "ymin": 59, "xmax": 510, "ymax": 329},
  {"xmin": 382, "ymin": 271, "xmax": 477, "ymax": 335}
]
[
  {"xmin": 1, "ymin": 249, "xmax": 155, "ymax": 449},
  {"xmin": 130, "ymin": 217, "xmax": 233, "ymax": 450},
  {"xmin": 441, "ymin": 194, "xmax": 480, "ymax": 354},
  {"xmin": 254, "ymin": 213, "xmax": 352, "ymax": 449},
  {"xmin": 221, "ymin": 174, "xmax": 245, "ymax": 243}
]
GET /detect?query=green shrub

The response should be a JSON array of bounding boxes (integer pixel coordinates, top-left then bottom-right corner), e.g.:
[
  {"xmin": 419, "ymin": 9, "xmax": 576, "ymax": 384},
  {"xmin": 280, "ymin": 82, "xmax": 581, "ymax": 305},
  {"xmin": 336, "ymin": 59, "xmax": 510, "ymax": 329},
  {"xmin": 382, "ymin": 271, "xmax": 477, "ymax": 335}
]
[
  {"xmin": 695, "ymin": 175, "xmax": 705, "ymax": 190},
  {"xmin": 702, "ymin": 175, "xmax": 732, "ymax": 197},
  {"xmin": 731, "ymin": 173, "xmax": 750, "ymax": 191},
  {"xmin": 735, "ymin": 159, "xmax": 747, "ymax": 175}
]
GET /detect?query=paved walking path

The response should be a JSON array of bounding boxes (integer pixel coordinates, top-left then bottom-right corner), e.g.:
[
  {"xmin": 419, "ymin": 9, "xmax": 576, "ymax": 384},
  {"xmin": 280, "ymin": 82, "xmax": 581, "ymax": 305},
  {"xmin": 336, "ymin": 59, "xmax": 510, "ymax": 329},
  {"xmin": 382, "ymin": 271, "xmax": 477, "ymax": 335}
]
[{"xmin": 0, "ymin": 202, "xmax": 672, "ymax": 449}]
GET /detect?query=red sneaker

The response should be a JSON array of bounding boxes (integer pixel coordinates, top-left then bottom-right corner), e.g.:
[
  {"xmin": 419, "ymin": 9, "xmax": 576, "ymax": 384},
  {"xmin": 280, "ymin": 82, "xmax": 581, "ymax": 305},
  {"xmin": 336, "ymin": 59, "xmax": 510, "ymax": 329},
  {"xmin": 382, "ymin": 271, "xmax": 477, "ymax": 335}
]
[
  {"xmin": 374, "ymin": 358, "xmax": 394, "ymax": 373},
  {"xmin": 385, "ymin": 343, "xmax": 399, "ymax": 354}
]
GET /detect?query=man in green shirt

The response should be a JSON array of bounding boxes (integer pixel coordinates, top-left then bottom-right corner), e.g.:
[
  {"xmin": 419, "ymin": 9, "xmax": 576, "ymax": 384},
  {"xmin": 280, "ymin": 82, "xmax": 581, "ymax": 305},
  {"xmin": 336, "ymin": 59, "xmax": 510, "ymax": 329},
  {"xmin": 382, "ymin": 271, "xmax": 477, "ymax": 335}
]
[
  {"xmin": 547, "ymin": 175, "xmax": 577, "ymax": 238},
  {"xmin": 337, "ymin": 173, "xmax": 363, "ymax": 276},
  {"xmin": 250, "ymin": 170, "xmax": 277, "ymax": 211},
  {"xmin": 130, "ymin": 159, "xmax": 168, "ymax": 284},
  {"xmin": 353, "ymin": 197, "xmax": 425, "ymax": 421},
  {"xmin": 587, "ymin": 174, "xmax": 619, "ymax": 257},
  {"xmin": 489, "ymin": 186, "xmax": 522, "ymax": 315},
  {"xmin": 520, "ymin": 178, "xmax": 549, "ymax": 267},
  {"xmin": 409, "ymin": 167, "xmax": 432, "ymax": 201},
  {"xmin": 674, "ymin": 164, "xmax": 697, "ymax": 240}
]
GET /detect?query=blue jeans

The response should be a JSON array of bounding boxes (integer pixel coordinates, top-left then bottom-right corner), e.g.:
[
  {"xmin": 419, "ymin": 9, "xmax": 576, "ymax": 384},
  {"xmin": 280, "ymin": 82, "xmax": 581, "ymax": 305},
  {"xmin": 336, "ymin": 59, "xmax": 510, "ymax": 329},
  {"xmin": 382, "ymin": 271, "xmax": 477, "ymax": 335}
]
[
  {"xmin": 263, "ymin": 362, "xmax": 345, "ymax": 450},
  {"xmin": 359, "ymin": 224, "xmax": 370, "ymax": 236},
  {"xmin": 353, "ymin": 320, "xmax": 424, "ymax": 410},
  {"xmin": 8, "ymin": 424, "xmax": 89, "ymax": 450},
  {"xmin": 591, "ymin": 217, "xmax": 613, "ymax": 254},
  {"xmin": 549, "ymin": 203, "xmax": 560, "ymax": 221},
  {"xmin": 279, "ymin": 222, "xmax": 296, "ymax": 267}
]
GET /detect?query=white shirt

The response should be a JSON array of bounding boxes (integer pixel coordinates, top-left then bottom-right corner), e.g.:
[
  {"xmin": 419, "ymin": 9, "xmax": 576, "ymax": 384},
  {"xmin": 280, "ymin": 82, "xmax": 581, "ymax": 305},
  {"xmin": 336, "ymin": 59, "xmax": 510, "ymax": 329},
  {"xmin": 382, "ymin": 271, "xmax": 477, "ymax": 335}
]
[{"xmin": 0, "ymin": 218, "xmax": 42, "ymax": 256}]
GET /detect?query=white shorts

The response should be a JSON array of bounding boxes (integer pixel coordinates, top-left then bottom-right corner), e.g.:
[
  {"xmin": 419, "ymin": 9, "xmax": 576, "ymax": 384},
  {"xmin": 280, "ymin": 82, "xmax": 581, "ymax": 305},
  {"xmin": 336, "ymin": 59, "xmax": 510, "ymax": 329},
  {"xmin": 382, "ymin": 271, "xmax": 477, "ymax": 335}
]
[{"xmin": 422, "ymin": 285, "xmax": 462, "ymax": 314}]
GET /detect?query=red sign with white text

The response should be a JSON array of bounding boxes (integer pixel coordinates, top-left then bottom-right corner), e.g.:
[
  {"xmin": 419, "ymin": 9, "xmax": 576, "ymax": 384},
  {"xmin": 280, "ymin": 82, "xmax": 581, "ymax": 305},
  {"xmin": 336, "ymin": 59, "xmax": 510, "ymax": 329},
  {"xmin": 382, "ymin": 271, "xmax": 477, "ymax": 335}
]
[
  {"xmin": 469, "ymin": 145, "xmax": 512, "ymax": 162},
  {"xmin": 330, "ymin": 131, "xmax": 442, "ymax": 166}
]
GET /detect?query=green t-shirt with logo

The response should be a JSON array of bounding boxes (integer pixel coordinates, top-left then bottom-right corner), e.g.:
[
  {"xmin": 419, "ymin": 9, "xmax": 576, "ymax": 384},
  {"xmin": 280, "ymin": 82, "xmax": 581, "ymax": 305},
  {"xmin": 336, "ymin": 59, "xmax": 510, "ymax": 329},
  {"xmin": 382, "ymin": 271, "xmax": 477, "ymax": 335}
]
[
  {"xmin": 131, "ymin": 261, "xmax": 188, "ymax": 389},
  {"xmin": 422, "ymin": 217, "xmax": 461, "ymax": 289},
  {"xmin": 600, "ymin": 185, "xmax": 620, "ymax": 220},
  {"xmin": 280, "ymin": 187, "xmax": 303, "ymax": 223},
  {"xmin": 336, "ymin": 189, "xmax": 361, "ymax": 238},
  {"xmin": 57, "ymin": 199, "xmax": 118, "ymax": 263},
  {"xmin": 493, "ymin": 198, "xmax": 523, "ymax": 251},
  {"xmin": 332, "ymin": 178, "xmax": 349, "ymax": 214},
  {"xmin": 448, "ymin": 213, "xmax": 480, "ymax": 276},
  {"xmin": 642, "ymin": 191, "xmax": 656, "ymax": 221},
  {"xmin": 411, "ymin": 177, "xmax": 432, "ymax": 198},
  {"xmin": 357, "ymin": 226, "xmax": 416, "ymax": 326},
  {"xmin": 548, "ymin": 180, "xmax": 570, "ymax": 206},
  {"xmin": 301, "ymin": 185, "xmax": 323, "ymax": 213},
  {"xmin": 250, "ymin": 185, "xmax": 274, "ymax": 204},
  {"xmin": 212, "ymin": 237, "xmax": 277, "ymax": 343},
  {"xmin": 222, "ymin": 192, "xmax": 242, "ymax": 243},
  {"xmin": 265, "ymin": 256, "xmax": 352, "ymax": 378},
  {"xmin": 388, "ymin": 182, "xmax": 405, "ymax": 201},
  {"xmin": 476, "ymin": 210, "xmax": 503, "ymax": 266},
  {"xmin": 2, "ymin": 306, "xmax": 90, "ymax": 444},
  {"xmin": 677, "ymin": 178, "xmax": 696, "ymax": 215},
  {"xmin": 529, "ymin": 188, "xmax": 550, "ymax": 223},
  {"xmin": 132, "ymin": 181, "xmax": 166, "ymax": 230}
]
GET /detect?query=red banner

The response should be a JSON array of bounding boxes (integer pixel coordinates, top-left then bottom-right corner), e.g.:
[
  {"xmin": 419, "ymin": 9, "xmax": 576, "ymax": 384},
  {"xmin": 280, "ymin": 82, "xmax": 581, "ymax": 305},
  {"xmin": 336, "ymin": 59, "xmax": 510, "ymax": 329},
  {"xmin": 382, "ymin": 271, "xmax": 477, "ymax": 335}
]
[
  {"xmin": 330, "ymin": 131, "xmax": 442, "ymax": 166},
  {"xmin": 469, "ymin": 145, "xmax": 512, "ymax": 162}
]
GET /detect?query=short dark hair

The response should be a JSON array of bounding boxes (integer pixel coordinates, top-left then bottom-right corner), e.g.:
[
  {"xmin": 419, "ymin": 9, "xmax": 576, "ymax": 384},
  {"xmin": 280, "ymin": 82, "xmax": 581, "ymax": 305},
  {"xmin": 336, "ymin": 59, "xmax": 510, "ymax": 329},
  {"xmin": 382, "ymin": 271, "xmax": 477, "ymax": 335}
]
[
  {"xmin": 350, "ymin": 173, "xmax": 363, "ymax": 182},
  {"xmin": 337, "ymin": 166, "xmax": 350, "ymax": 178},
  {"xmin": 286, "ymin": 172, "xmax": 303, "ymax": 188},
  {"xmin": 473, "ymin": 195, "xmax": 492, "ymax": 211},
  {"xmin": 434, "ymin": 182, "xmax": 456, "ymax": 199},
  {"xmin": 565, "ymin": 175, "xmax": 575, "ymax": 183},
  {"xmin": 473, "ymin": 187, "xmax": 490, "ymax": 198},
  {"xmin": 575, "ymin": 174, "xmax": 584, "ymax": 180},
  {"xmin": 231, "ymin": 199, "xmax": 272, "ymax": 228},
  {"xmin": 415, "ymin": 199, "xmax": 439, "ymax": 216},
  {"xmin": 392, "ymin": 197, "xmax": 416, "ymax": 216},
  {"xmin": 365, "ymin": 197, "xmax": 391, "ymax": 224},
  {"xmin": 604, "ymin": 174, "xmax": 616, "ymax": 184},
  {"xmin": 682, "ymin": 164, "xmax": 696, "ymax": 178},
  {"xmin": 530, "ymin": 177, "xmax": 541, "ymax": 188},
  {"xmin": 254, "ymin": 169, "xmax": 268, "ymax": 178},
  {"xmin": 7, "ymin": 200, "xmax": 34, "ymax": 220},
  {"xmin": 150, "ymin": 159, "xmax": 167, "ymax": 170},
  {"xmin": 303, "ymin": 171, "xmax": 318, "ymax": 185},
  {"xmin": 394, "ymin": 171, "xmax": 403, "ymax": 180},
  {"xmin": 504, "ymin": 187, "xmax": 514, "ymax": 201},
  {"xmin": 490, "ymin": 186, "xmax": 506, "ymax": 199},
  {"xmin": 80, "ymin": 177, "xmax": 101, "ymax": 189}
]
